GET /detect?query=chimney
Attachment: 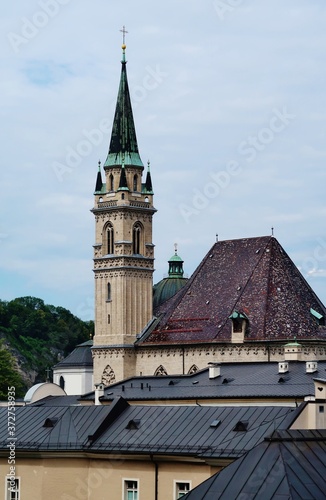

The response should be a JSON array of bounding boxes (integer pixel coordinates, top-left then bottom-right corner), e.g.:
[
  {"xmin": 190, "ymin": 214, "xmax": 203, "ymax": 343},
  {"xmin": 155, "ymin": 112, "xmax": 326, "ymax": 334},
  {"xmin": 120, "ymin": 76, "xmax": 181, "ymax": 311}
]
[
  {"xmin": 208, "ymin": 363, "xmax": 221, "ymax": 379},
  {"xmin": 278, "ymin": 361, "xmax": 289, "ymax": 374},
  {"xmin": 94, "ymin": 383, "xmax": 105, "ymax": 405},
  {"xmin": 306, "ymin": 361, "xmax": 318, "ymax": 373}
]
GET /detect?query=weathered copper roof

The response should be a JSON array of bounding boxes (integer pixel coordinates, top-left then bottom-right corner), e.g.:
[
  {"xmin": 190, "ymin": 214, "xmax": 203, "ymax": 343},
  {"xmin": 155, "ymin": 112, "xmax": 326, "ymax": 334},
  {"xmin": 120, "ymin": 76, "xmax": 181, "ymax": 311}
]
[
  {"xmin": 104, "ymin": 47, "xmax": 143, "ymax": 168},
  {"xmin": 142, "ymin": 236, "xmax": 326, "ymax": 345}
]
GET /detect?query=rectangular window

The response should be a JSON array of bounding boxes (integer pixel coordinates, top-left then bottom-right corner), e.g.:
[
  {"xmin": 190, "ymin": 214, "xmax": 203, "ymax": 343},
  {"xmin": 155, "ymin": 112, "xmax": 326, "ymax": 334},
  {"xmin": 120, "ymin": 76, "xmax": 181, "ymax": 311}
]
[
  {"xmin": 124, "ymin": 480, "xmax": 138, "ymax": 500},
  {"xmin": 175, "ymin": 482, "xmax": 190, "ymax": 498},
  {"xmin": 6, "ymin": 477, "xmax": 20, "ymax": 500},
  {"xmin": 319, "ymin": 405, "xmax": 325, "ymax": 413}
]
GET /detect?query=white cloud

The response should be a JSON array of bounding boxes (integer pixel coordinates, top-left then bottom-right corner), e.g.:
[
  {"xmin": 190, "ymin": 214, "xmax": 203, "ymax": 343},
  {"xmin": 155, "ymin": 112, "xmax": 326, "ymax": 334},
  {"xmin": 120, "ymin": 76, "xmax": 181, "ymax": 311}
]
[{"xmin": 1, "ymin": 0, "xmax": 326, "ymax": 318}]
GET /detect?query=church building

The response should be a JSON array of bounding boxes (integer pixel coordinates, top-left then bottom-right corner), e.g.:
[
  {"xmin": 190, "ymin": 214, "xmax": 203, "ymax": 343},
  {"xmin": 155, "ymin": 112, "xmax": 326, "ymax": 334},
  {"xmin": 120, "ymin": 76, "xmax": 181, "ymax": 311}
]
[{"xmin": 90, "ymin": 40, "xmax": 326, "ymax": 387}]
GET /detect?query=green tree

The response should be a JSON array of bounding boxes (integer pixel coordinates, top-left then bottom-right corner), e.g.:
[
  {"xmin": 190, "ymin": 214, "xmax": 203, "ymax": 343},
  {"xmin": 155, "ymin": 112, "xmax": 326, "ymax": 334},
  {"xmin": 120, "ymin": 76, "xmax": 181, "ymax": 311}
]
[{"xmin": 0, "ymin": 342, "xmax": 25, "ymax": 399}]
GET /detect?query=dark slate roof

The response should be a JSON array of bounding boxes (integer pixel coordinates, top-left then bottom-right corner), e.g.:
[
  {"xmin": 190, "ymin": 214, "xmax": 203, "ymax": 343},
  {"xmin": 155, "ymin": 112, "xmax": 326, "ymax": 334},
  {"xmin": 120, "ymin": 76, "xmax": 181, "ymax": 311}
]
[
  {"xmin": 80, "ymin": 361, "xmax": 326, "ymax": 403},
  {"xmin": 30, "ymin": 395, "xmax": 82, "ymax": 406},
  {"xmin": 53, "ymin": 340, "xmax": 93, "ymax": 369},
  {"xmin": 140, "ymin": 236, "xmax": 326, "ymax": 345},
  {"xmin": 182, "ymin": 429, "xmax": 326, "ymax": 500},
  {"xmin": 0, "ymin": 399, "xmax": 296, "ymax": 459}
]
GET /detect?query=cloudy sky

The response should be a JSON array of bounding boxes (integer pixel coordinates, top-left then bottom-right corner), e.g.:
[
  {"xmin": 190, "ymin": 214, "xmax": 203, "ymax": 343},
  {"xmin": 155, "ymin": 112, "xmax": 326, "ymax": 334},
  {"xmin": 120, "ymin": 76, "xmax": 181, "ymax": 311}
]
[{"xmin": 1, "ymin": 1, "xmax": 326, "ymax": 320}]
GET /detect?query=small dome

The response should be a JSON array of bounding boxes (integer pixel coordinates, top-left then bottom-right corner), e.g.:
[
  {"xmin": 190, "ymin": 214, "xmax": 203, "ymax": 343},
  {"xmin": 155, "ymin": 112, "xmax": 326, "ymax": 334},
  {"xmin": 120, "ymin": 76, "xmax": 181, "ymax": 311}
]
[
  {"xmin": 153, "ymin": 245, "xmax": 188, "ymax": 309},
  {"xmin": 169, "ymin": 253, "xmax": 183, "ymax": 262},
  {"xmin": 153, "ymin": 277, "xmax": 188, "ymax": 310}
]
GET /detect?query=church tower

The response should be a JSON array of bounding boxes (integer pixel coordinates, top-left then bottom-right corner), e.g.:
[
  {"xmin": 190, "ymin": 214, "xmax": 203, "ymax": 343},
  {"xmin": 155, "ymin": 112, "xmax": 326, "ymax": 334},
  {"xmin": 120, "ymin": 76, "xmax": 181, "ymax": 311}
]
[{"xmin": 92, "ymin": 35, "xmax": 155, "ymax": 385}]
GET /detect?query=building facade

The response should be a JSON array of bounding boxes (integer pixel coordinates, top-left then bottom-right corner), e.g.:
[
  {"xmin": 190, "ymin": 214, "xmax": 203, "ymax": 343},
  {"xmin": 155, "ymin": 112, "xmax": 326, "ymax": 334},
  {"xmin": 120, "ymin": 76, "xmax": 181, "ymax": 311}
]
[{"xmin": 91, "ymin": 42, "xmax": 326, "ymax": 387}]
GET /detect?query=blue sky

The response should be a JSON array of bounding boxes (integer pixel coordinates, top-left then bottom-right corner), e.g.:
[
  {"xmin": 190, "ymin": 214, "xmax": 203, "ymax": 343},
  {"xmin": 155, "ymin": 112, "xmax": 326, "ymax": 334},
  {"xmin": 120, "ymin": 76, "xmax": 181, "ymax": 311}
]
[{"xmin": 1, "ymin": 1, "xmax": 326, "ymax": 320}]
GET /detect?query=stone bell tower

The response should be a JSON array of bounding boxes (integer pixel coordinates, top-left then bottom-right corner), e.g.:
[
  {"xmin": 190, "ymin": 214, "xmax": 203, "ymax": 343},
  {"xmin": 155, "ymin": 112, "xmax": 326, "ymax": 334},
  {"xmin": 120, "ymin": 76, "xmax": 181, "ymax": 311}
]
[{"xmin": 92, "ymin": 34, "xmax": 155, "ymax": 385}]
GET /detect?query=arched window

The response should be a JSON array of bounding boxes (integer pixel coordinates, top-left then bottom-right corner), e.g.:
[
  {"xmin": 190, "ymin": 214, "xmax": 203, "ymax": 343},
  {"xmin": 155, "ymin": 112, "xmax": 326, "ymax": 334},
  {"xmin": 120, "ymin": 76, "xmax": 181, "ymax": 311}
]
[
  {"xmin": 154, "ymin": 365, "xmax": 168, "ymax": 376},
  {"xmin": 133, "ymin": 222, "xmax": 142, "ymax": 254},
  {"xmin": 133, "ymin": 174, "xmax": 138, "ymax": 192},
  {"xmin": 109, "ymin": 174, "xmax": 114, "ymax": 191},
  {"xmin": 59, "ymin": 376, "xmax": 65, "ymax": 390},
  {"xmin": 107, "ymin": 223, "xmax": 114, "ymax": 254},
  {"xmin": 107, "ymin": 282, "xmax": 111, "ymax": 301},
  {"xmin": 188, "ymin": 364, "xmax": 199, "ymax": 375},
  {"xmin": 101, "ymin": 365, "xmax": 116, "ymax": 385}
]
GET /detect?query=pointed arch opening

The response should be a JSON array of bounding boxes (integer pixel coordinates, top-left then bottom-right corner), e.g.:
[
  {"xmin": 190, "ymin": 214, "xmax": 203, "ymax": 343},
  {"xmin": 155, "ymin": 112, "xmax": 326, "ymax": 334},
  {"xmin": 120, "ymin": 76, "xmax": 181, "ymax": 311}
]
[
  {"xmin": 132, "ymin": 222, "xmax": 143, "ymax": 255},
  {"xmin": 109, "ymin": 173, "xmax": 114, "ymax": 191},
  {"xmin": 104, "ymin": 222, "xmax": 114, "ymax": 255},
  {"xmin": 154, "ymin": 365, "xmax": 168, "ymax": 376},
  {"xmin": 101, "ymin": 365, "xmax": 116, "ymax": 385},
  {"xmin": 188, "ymin": 364, "xmax": 199, "ymax": 375},
  {"xmin": 133, "ymin": 174, "xmax": 138, "ymax": 192}
]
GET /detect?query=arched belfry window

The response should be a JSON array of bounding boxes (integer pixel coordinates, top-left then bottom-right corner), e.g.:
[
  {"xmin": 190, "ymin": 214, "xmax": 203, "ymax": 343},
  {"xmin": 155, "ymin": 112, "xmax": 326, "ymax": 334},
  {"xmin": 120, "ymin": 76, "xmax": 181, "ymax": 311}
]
[
  {"xmin": 107, "ymin": 282, "xmax": 111, "ymax": 301},
  {"xmin": 59, "ymin": 376, "xmax": 65, "ymax": 390},
  {"xmin": 132, "ymin": 222, "xmax": 143, "ymax": 255},
  {"xmin": 133, "ymin": 174, "xmax": 138, "ymax": 192},
  {"xmin": 107, "ymin": 223, "xmax": 114, "ymax": 254},
  {"xmin": 109, "ymin": 174, "xmax": 114, "ymax": 191}
]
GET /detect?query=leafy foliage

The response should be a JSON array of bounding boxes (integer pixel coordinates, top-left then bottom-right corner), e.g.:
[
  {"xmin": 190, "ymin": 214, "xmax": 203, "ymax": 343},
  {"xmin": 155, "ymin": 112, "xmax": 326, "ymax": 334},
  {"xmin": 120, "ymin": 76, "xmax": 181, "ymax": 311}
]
[
  {"xmin": 0, "ymin": 341, "xmax": 25, "ymax": 398},
  {"xmin": 0, "ymin": 296, "xmax": 94, "ymax": 386}
]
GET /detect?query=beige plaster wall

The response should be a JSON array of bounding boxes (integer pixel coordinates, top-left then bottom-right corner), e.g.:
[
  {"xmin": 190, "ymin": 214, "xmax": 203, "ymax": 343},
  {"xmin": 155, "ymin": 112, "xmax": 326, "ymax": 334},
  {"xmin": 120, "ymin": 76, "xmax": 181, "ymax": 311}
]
[{"xmin": 1, "ymin": 456, "xmax": 220, "ymax": 500}]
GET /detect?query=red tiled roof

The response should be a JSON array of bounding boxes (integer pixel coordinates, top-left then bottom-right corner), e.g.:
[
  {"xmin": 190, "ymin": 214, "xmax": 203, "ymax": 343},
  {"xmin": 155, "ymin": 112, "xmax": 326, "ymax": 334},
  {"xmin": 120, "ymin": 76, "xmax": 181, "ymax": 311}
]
[{"xmin": 142, "ymin": 236, "xmax": 326, "ymax": 345}]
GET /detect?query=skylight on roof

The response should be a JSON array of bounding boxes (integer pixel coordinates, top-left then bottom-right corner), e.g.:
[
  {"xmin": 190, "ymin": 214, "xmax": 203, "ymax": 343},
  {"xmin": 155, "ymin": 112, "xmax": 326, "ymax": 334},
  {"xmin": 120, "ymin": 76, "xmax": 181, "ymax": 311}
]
[{"xmin": 210, "ymin": 419, "xmax": 221, "ymax": 428}]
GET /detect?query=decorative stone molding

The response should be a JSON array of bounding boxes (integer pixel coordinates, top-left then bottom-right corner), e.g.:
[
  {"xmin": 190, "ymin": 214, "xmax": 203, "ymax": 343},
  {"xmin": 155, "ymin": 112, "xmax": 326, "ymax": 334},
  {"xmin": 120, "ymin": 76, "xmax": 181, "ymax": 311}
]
[
  {"xmin": 154, "ymin": 365, "xmax": 168, "ymax": 376},
  {"xmin": 188, "ymin": 364, "xmax": 199, "ymax": 374},
  {"xmin": 101, "ymin": 365, "xmax": 116, "ymax": 385}
]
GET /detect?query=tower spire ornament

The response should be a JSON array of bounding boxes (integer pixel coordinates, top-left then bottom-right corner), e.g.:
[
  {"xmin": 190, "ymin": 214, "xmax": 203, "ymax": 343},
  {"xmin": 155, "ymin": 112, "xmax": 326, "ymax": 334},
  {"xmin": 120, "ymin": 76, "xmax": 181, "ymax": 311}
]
[{"xmin": 120, "ymin": 25, "xmax": 128, "ymax": 47}]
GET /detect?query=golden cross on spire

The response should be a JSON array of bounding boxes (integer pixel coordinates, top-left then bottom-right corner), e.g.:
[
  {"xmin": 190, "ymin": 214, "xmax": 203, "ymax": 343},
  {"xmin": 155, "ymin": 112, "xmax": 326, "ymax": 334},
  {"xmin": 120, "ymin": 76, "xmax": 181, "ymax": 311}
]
[{"xmin": 120, "ymin": 25, "xmax": 128, "ymax": 45}]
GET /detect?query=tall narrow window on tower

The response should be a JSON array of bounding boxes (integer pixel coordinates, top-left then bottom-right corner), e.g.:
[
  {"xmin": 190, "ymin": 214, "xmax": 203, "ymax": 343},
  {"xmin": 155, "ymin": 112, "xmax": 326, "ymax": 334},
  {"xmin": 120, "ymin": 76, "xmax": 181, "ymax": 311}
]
[
  {"xmin": 107, "ymin": 223, "xmax": 114, "ymax": 254},
  {"xmin": 109, "ymin": 174, "xmax": 114, "ymax": 191},
  {"xmin": 133, "ymin": 222, "xmax": 142, "ymax": 254},
  {"xmin": 133, "ymin": 174, "xmax": 138, "ymax": 192},
  {"xmin": 107, "ymin": 282, "xmax": 111, "ymax": 301}
]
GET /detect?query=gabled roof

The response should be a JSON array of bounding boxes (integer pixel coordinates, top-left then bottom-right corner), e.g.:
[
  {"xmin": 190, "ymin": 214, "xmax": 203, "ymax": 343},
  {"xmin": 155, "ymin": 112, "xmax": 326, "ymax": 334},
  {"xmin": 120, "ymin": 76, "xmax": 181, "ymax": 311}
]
[
  {"xmin": 104, "ymin": 46, "xmax": 143, "ymax": 168},
  {"xmin": 0, "ymin": 400, "xmax": 296, "ymax": 460},
  {"xmin": 141, "ymin": 236, "xmax": 326, "ymax": 345},
  {"xmin": 79, "ymin": 361, "xmax": 326, "ymax": 403},
  {"xmin": 182, "ymin": 429, "xmax": 326, "ymax": 499}
]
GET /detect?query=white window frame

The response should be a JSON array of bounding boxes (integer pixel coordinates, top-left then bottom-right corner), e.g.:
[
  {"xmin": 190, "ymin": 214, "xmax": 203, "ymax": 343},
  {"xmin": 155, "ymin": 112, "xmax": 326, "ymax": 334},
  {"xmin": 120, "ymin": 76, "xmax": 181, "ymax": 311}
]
[
  {"xmin": 174, "ymin": 480, "xmax": 191, "ymax": 499},
  {"xmin": 122, "ymin": 478, "xmax": 139, "ymax": 500},
  {"xmin": 5, "ymin": 476, "xmax": 20, "ymax": 500}
]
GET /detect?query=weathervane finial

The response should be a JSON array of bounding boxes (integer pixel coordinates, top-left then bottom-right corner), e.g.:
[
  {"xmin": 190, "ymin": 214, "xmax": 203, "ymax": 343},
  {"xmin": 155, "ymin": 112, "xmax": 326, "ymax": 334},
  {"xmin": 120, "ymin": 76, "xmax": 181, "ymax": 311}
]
[{"xmin": 174, "ymin": 242, "xmax": 178, "ymax": 255}]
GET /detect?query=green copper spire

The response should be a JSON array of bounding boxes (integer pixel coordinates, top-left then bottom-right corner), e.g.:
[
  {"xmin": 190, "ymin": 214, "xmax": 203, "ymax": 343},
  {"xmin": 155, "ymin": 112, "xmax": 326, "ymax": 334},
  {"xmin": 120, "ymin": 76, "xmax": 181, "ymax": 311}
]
[{"xmin": 104, "ymin": 39, "xmax": 143, "ymax": 168}]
